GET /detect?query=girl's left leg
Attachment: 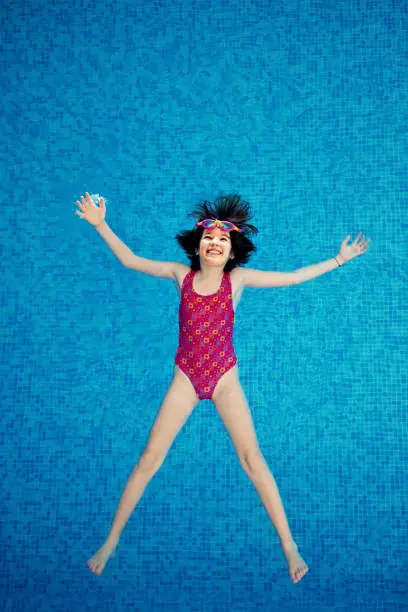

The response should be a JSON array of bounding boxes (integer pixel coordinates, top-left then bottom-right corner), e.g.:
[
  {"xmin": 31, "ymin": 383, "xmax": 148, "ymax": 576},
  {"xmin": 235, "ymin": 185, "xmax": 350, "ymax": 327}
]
[
  {"xmin": 241, "ymin": 453, "xmax": 309, "ymax": 584},
  {"xmin": 212, "ymin": 368, "xmax": 309, "ymax": 584}
]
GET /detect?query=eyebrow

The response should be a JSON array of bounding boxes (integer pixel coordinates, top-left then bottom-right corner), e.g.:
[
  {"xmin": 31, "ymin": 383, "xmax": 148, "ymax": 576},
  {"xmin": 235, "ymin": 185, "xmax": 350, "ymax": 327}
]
[{"xmin": 203, "ymin": 232, "xmax": 230, "ymax": 238}]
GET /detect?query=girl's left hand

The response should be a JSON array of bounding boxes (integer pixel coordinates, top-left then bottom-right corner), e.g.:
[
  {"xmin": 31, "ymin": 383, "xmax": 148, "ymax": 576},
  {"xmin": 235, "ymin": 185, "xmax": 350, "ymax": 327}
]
[{"xmin": 337, "ymin": 232, "xmax": 371, "ymax": 264}]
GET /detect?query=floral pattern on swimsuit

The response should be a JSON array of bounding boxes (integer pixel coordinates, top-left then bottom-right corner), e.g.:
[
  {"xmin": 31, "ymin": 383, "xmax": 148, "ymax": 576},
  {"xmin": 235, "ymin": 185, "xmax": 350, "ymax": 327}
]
[{"xmin": 175, "ymin": 269, "xmax": 237, "ymax": 400}]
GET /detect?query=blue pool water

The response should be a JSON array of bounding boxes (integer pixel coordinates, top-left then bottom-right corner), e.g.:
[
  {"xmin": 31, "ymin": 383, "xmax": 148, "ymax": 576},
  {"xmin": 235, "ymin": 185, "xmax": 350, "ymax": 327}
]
[{"xmin": 1, "ymin": 0, "xmax": 406, "ymax": 610}]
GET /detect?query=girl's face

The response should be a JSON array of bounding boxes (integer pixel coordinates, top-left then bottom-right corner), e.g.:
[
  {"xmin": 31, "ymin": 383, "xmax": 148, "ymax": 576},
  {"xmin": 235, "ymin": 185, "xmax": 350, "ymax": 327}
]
[{"xmin": 198, "ymin": 228, "xmax": 234, "ymax": 267}]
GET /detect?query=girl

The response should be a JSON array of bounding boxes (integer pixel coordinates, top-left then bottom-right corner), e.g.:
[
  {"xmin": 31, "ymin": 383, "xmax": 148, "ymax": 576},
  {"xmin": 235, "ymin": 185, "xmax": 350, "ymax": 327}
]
[{"xmin": 76, "ymin": 192, "xmax": 370, "ymax": 583}]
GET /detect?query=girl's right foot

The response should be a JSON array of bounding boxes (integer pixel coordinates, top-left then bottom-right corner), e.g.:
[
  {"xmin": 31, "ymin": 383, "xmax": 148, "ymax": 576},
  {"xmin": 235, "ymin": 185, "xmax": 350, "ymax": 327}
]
[
  {"xmin": 87, "ymin": 538, "xmax": 119, "ymax": 575},
  {"xmin": 280, "ymin": 540, "xmax": 309, "ymax": 584}
]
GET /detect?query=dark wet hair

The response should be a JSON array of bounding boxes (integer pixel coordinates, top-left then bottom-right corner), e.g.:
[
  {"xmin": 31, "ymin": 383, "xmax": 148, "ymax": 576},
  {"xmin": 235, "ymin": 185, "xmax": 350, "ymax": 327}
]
[{"xmin": 175, "ymin": 194, "xmax": 258, "ymax": 272}]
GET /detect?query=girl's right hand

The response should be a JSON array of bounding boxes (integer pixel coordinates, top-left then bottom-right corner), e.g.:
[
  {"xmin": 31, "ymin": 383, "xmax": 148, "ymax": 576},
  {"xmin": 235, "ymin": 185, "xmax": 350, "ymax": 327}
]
[{"xmin": 76, "ymin": 192, "xmax": 106, "ymax": 227}]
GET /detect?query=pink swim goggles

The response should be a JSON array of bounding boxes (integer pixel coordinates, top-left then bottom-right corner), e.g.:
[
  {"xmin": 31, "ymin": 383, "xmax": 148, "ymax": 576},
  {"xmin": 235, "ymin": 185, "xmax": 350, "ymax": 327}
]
[{"xmin": 195, "ymin": 218, "xmax": 242, "ymax": 233}]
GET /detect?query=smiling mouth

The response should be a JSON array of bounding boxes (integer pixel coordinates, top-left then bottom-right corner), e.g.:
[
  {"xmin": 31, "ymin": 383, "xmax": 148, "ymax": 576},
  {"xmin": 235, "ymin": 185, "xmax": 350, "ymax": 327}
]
[{"xmin": 206, "ymin": 250, "xmax": 222, "ymax": 255}]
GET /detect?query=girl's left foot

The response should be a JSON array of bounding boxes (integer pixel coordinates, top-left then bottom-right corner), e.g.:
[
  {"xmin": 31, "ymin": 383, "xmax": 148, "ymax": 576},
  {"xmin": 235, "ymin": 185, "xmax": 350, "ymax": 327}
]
[
  {"xmin": 87, "ymin": 537, "xmax": 119, "ymax": 575},
  {"xmin": 280, "ymin": 540, "xmax": 309, "ymax": 583}
]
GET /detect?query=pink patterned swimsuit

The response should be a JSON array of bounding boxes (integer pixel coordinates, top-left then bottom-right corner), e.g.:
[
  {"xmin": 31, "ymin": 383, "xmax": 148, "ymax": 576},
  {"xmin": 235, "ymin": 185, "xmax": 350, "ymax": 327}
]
[{"xmin": 175, "ymin": 269, "xmax": 237, "ymax": 400}]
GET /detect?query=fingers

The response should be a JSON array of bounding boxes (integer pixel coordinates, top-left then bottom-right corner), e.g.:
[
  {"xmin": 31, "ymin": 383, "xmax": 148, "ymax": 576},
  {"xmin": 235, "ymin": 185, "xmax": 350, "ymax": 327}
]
[
  {"xmin": 75, "ymin": 193, "xmax": 105, "ymax": 224},
  {"xmin": 359, "ymin": 235, "xmax": 371, "ymax": 250},
  {"xmin": 76, "ymin": 195, "xmax": 89, "ymax": 210},
  {"xmin": 79, "ymin": 192, "xmax": 105, "ymax": 207},
  {"xmin": 77, "ymin": 193, "xmax": 102, "ymax": 211},
  {"xmin": 77, "ymin": 193, "xmax": 94, "ymax": 208},
  {"xmin": 356, "ymin": 232, "xmax": 369, "ymax": 245},
  {"xmin": 85, "ymin": 192, "xmax": 94, "ymax": 205},
  {"xmin": 352, "ymin": 232, "xmax": 362, "ymax": 245},
  {"xmin": 353, "ymin": 232, "xmax": 371, "ymax": 248},
  {"xmin": 357, "ymin": 236, "xmax": 371, "ymax": 255},
  {"xmin": 344, "ymin": 233, "xmax": 369, "ymax": 247}
]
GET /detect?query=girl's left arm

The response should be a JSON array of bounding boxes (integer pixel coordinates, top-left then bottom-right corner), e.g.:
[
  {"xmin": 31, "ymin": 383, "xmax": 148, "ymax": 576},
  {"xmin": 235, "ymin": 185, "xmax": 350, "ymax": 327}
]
[
  {"xmin": 242, "ymin": 232, "xmax": 370, "ymax": 288},
  {"xmin": 295, "ymin": 232, "xmax": 371, "ymax": 285}
]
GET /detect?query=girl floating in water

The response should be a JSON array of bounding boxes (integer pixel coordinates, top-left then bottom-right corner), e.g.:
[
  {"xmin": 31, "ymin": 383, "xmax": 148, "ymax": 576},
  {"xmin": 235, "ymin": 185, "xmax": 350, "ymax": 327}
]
[{"xmin": 76, "ymin": 192, "xmax": 370, "ymax": 583}]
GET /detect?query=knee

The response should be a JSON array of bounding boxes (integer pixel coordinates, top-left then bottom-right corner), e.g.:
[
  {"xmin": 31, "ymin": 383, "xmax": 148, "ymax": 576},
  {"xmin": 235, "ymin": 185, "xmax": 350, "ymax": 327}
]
[
  {"xmin": 239, "ymin": 447, "xmax": 265, "ymax": 474},
  {"xmin": 137, "ymin": 448, "xmax": 165, "ymax": 473}
]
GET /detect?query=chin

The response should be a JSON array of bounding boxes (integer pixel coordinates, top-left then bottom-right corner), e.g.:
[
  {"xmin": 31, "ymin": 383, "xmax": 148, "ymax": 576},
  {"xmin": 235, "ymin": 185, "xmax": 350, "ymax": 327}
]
[{"xmin": 205, "ymin": 257, "xmax": 226, "ymax": 265}]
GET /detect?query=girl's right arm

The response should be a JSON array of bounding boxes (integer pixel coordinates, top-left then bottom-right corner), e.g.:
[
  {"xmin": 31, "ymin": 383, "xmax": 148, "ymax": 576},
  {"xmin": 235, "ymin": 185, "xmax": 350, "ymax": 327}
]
[
  {"xmin": 97, "ymin": 222, "xmax": 178, "ymax": 279},
  {"xmin": 76, "ymin": 192, "xmax": 178, "ymax": 280}
]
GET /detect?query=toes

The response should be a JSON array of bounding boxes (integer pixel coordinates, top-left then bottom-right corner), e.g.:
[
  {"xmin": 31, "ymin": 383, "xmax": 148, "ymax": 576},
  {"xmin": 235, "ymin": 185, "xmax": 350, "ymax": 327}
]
[
  {"xmin": 87, "ymin": 561, "xmax": 100, "ymax": 574},
  {"xmin": 292, "ymin": 565, "xmax": 308, "ymax": 583},
  {"xmin": 298, "ymin": 566, "xmax": 308, "ymax": 579}
]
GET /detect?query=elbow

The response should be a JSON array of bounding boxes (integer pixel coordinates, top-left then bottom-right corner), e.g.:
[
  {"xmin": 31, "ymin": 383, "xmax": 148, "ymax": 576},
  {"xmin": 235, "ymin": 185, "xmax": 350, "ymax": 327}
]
[{"xmin": 291, "ymin": 272, "xmax": 301, "ymax": 285}]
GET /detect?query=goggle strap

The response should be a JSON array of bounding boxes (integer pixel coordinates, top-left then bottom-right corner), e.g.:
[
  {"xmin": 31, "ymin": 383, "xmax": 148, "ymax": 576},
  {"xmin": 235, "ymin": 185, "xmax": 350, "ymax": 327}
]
[{"xmin": 195, "ymin": 219, "xmax": 242, "ymax": 233}]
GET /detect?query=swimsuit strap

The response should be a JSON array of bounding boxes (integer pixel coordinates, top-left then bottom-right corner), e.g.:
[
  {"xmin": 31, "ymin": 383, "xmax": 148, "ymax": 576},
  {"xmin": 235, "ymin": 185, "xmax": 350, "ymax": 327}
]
[{"xmin": 180, "ymin": 269, "xmax": 232, "ymax": 300}]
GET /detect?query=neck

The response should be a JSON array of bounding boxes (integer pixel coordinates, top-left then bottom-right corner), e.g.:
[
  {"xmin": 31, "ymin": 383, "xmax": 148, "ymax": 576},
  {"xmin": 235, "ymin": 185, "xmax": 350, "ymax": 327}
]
[{"xmin": 196, "ymin": 265, "xmax": 225, "ymax": 282}]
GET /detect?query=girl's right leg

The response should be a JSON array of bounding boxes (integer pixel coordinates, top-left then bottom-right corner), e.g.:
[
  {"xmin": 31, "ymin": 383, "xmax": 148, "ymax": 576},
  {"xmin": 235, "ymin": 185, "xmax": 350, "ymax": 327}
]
[{"xmin": 87, "ymin": 366, "xmax": 199, "ymax": 574}]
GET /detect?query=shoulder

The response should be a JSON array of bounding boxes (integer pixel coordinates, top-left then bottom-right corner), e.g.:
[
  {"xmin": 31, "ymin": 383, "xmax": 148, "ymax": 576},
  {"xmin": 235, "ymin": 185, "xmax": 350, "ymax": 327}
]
[
  {"xmin": 229, "ymin": 266, "xmax": 246, "ymax": 285},
  {"xmin": 228, "ymin": 266, "xmax": 246, "ymax": 296},
  {"xmin": 173, "ymin": 262, "xmax": 192, "ymax": 289},
  {"xmin": 172, "ymin": 264, "xmax": 246, "ymax": 293},
  {"xmin": 237, "ymin": 267, "xmax": 298, "ymax": 288}
]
